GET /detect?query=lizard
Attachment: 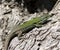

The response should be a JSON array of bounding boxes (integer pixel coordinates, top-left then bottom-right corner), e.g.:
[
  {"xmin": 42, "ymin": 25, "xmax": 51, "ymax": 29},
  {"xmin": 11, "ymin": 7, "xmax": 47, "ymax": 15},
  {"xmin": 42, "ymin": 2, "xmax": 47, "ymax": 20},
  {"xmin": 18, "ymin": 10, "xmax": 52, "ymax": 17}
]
[
  {"xmin": 3, "ymin": 13, "xmax": 54, "ymax": 50},
  {"xmin": 52, "ymin": 0, "xmax": 60, "ymax": 10}
]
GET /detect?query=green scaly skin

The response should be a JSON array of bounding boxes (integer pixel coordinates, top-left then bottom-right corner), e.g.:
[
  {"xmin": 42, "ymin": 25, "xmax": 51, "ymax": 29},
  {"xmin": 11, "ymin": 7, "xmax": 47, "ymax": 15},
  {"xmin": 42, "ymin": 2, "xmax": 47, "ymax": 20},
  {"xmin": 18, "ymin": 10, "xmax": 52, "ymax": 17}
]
[{"xmin": 4, "ymin": 13, "xmax": 53, "ymax": 50}]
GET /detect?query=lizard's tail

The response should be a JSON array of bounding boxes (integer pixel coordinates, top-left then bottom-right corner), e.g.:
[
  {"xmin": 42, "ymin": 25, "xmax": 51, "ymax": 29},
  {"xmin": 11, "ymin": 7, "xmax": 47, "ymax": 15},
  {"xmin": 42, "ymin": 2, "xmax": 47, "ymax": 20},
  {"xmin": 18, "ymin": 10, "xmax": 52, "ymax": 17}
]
[{"xmin": 4, "ymin": 33, "xmax": 17, "ymax": 50}]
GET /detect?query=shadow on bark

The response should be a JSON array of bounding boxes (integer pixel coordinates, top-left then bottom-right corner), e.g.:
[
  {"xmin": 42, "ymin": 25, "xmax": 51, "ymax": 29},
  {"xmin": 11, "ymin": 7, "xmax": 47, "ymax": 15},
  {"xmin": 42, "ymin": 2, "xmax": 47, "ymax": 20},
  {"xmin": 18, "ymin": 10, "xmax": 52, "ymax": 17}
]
[{"xmin": 6, "ymin": 0, "xmax": 57, "ymax": 13}]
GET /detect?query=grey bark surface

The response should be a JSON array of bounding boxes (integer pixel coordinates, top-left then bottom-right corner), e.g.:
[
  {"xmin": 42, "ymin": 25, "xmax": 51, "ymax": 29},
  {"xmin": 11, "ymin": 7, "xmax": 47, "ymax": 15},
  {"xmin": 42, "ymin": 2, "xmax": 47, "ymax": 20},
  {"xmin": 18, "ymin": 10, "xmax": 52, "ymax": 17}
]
[{"xmin": 0, "ymin": 0, "xmax": 60, "ymax": 50}]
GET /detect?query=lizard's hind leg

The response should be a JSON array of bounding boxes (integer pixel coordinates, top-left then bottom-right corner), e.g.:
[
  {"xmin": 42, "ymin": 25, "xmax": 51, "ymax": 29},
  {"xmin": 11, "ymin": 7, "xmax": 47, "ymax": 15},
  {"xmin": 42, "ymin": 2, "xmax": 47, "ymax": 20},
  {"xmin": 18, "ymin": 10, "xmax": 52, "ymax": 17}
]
[
  {"xmin": 18, "ymin": 31, "xmax": 28, "ymax": 40},
  {"xmin": 17, "ymin": 31, "xmax": 23, "ymax": 40}
]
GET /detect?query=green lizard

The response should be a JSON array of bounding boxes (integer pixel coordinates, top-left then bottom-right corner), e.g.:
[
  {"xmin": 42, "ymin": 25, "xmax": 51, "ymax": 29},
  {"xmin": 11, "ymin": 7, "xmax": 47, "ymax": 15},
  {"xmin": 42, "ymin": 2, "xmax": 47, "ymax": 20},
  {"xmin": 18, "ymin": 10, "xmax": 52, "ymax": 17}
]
[
  {"xmin": 52, "ymin": 0, "xmax": 60, "ymax": 10},
  {"xmin": 4, "ymin": 13, "xmax": 53, "ymax": 50}
]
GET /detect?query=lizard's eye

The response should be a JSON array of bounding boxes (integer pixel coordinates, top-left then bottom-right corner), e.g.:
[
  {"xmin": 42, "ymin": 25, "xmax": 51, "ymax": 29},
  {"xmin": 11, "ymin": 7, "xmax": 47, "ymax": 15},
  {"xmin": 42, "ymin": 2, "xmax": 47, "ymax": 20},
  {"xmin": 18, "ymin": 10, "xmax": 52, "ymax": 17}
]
[{"xmin": 4, "ymin": 4, "xmax": 7, "ymax": 7}]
